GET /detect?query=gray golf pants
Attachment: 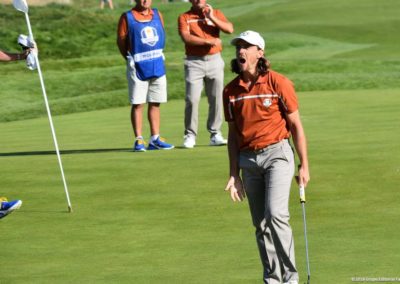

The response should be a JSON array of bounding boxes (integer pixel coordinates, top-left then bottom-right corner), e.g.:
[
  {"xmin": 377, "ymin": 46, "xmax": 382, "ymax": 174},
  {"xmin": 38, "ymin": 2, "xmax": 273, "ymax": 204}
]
[
  {"xmin": 184, "ymin": 53, "xmax": 225, "ymax": 138},
  {"xmin": 239, "ymin": 139, "xmax": 299, "ymax": 284}
]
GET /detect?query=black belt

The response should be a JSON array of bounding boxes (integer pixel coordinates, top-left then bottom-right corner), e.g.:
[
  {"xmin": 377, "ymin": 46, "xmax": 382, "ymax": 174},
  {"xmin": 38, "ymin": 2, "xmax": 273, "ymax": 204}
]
[{"xmin": 252, "ymin": 139, "xmax": 288, "ymax": 154}]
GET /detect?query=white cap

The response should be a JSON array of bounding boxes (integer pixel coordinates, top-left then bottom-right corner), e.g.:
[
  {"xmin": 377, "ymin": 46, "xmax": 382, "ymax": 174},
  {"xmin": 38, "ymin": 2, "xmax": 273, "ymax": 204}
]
[{"xmin": 231, "ymin": 30, "xmax": 265, "ymax": 50}]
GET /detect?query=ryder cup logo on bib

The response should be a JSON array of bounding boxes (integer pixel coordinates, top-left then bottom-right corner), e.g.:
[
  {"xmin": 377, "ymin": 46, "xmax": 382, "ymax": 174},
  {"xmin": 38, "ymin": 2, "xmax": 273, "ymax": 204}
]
[
  {"xmin": 263, "ymin": 98, "xmax": 272, "ymax": 108},
  {"xmin": 140, "ymin": 26, "xmax": 159, "ymax": 47}
]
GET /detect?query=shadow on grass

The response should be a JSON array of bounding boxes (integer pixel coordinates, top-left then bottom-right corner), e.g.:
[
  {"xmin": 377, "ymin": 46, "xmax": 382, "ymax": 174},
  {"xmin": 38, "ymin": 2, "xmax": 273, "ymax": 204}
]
[
  {"xmin": 0, "ymin": 148, "xmax": 132, "ymax": 157},
  {"xmin": 174, "ymin": 144, "xmax": 227, "ymax": 150},
  {"xmin": 0, "ymin": 145, "xmax": 227, "ymax": 156},
  {"xmin": 15, "ymin": 210, "xmax": 71, "ymax": 214}
]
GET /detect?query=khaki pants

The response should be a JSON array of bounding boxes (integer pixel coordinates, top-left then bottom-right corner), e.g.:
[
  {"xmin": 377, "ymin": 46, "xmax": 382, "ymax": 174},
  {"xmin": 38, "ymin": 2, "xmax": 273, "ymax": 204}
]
[
  {"xmin": 184, "ymin": 53, "xmax": 225, "ymax": 138},
  {"xmin": 240, "ymin": 139, "xmax": 299, "ymax": 284}
]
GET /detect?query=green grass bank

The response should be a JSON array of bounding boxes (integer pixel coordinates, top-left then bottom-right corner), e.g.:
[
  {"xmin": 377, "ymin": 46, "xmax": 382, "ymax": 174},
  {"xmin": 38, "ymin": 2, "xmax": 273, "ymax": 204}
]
[{"xmin": 1, "ymin": 0, "xmax": 399, "ymax": 121}]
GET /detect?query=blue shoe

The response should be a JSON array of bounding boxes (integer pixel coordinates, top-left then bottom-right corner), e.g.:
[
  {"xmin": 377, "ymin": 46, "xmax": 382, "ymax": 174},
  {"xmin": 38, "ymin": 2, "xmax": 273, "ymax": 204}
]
[
  {"xmin": 133, "ymin": 138, "xmax": 146, "ymax": 152},
  {"xmin": 0, "ymin": 200, "xmax": 22, "ymax": 219},
  {"xmin": 148, "ymin": 137, "xmax": 174, "ymax": 150}
]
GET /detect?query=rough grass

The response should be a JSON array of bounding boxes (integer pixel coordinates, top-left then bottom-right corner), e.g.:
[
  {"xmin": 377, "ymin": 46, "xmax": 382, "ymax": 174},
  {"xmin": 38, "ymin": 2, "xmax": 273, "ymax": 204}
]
[{"xmin": 1, "ymin": 0, "xmax": 400, "ymax": 121}]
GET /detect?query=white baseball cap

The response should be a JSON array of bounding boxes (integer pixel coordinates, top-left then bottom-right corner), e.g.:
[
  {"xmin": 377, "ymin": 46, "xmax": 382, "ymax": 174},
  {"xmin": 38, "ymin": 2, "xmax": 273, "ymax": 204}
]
[{"xmin": 231, "ymin": 30, "xmax": 265, "ymax": 50}]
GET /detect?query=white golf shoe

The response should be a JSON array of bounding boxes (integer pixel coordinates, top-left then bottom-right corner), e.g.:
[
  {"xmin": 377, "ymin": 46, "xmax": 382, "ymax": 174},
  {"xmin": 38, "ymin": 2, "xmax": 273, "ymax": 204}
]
[
  {"xmin": 209, "ymin": 133, "xmax": 227, "ymax": 146},
  {"xmin": 183, "ymin": 135, "xmax": 196, "ymax": 148}
]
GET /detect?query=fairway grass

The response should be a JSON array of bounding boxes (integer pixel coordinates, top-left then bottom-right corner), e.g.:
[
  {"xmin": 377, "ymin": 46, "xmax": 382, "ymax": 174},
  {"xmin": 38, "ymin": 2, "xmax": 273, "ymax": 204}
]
[{"xmin": 1, "ymin": 89, "xmax": 400, "ymax": 283}]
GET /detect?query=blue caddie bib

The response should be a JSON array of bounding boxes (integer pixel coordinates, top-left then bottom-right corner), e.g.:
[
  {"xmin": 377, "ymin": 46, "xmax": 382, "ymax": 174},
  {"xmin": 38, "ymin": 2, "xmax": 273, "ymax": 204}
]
[{"xmin": 126, "ymin": 8, "xmax": 166, "ymax": 80}]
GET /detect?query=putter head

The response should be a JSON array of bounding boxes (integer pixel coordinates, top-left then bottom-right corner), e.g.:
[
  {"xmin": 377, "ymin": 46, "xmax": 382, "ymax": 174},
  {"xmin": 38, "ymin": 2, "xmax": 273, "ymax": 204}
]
[{"xmin": 13, "ymin": 0, "xmax": 29, "ymax": 13}]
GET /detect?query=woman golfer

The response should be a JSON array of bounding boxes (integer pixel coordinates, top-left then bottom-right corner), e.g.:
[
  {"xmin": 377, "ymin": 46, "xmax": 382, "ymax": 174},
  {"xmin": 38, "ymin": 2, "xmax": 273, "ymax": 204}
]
[{"xmin": 223, "ymin": 31, "xmax": 310, "ymax": 284}]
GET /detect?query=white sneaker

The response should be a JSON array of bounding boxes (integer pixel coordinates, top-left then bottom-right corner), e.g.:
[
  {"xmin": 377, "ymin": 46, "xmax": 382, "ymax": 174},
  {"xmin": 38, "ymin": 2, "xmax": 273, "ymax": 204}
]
[
  {"xmin": 283, "ymin": 281, "xmax": 298, "ymax": 284},
  {"xmin": 209, "ymin": 133, "xmax": 227, "ymax": 146},
  {"xmin": 183, "ymin": 135, "xmax": 196, "ymax": 148}
]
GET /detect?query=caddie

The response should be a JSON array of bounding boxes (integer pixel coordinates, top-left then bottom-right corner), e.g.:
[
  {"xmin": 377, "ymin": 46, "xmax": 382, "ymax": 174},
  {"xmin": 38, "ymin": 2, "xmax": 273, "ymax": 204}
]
[{"xmin": 117, "ymin": 0, "xmax": 174, "ymax": 152}]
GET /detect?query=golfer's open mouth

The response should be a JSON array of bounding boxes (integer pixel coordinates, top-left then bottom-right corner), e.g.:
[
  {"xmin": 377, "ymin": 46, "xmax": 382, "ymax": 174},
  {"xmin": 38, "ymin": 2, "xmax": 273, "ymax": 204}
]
[{"xmin": 239, "ymin": 58, "xmax": 246, "ymax": 64}]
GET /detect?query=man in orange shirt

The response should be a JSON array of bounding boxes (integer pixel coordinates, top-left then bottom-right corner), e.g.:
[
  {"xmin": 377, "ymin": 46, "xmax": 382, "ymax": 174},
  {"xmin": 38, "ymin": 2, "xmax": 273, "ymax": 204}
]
[
  {"xmin": 223, "ymin": 31, "xmax": 310, "ymax": 284},
  {"xmin": 178, "ymin": 0, "xmax": 233, "ymax": 148},
  {"xmin": 117, "ymin": 0, "xmax": 174, "ymax": 151}
]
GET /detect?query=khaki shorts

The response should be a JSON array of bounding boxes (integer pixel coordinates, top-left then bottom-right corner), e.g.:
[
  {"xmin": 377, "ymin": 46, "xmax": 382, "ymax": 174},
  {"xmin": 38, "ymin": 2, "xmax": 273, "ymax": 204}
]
[{"xmin": 126, "ymin": 62, "xmax": 167, "ymax": 105}]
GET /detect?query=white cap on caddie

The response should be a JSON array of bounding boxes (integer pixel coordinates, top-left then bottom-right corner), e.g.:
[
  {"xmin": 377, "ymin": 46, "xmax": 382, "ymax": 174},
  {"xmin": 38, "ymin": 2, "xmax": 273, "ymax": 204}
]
[{"xmin": 231, "ymin": 30, "xmax": 265, "ymax": 50}]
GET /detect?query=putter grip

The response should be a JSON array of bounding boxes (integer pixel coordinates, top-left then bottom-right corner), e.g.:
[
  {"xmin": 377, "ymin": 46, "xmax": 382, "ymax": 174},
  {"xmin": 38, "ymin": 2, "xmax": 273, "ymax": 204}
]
[{"xmin": 299, "ymin": 185, "xmax": 306, "ymax": 203}]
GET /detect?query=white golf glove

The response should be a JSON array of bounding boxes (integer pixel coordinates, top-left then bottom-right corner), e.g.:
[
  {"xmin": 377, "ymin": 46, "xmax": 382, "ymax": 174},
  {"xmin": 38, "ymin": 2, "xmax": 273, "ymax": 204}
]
[
  {"xmin": 127, "ymin": 51, "xmax": 135, "ymax": 69},
  {"xmin": 17, "ymin": 34, "xmax": 38, "ymax": 70},
  {"xmin": 26, "ymin": 49, "xmax": 37, "ymax": 70},
  {"xmin": 17, "ymin": 34, "xmax": 35, "ymax": 49}
]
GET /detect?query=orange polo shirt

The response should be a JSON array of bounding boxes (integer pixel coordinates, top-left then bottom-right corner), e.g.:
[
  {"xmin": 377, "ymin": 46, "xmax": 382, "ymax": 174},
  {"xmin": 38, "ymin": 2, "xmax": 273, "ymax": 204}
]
[
  {"xmin": 178, "ymin": 8, "xmax": 228, "ymax": 56},
  {"xmin": 117, "ymin": 7, "xmax": 164, "ymax": 58},
  {"xmin": 223, "ymin": 70, "xmax": 299, "ymax": 151}
]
